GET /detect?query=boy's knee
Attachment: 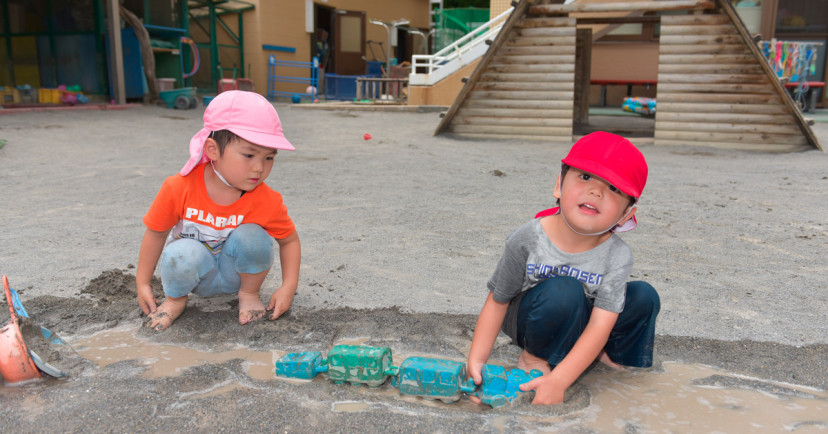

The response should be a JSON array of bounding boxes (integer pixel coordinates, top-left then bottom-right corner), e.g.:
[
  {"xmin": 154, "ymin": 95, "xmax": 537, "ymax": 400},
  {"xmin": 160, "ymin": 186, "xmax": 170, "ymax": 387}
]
[
  {"xmin": 161, "ymin": 239, "xmax": 210, "ymax": 272},
  {"xmin": 627, "ymin": 281, "xmax": 660, "ymax": 315},
  {"xmin": 226, "ymin": 224, "xmax": 274, "ymax": 273},
  {"xmin": 160, "ymin": 239, "xmax": 213, "ymax": 297},
  {"xmin": 229, "ymin": 224, "xmax": 273, "ymax": 253}
]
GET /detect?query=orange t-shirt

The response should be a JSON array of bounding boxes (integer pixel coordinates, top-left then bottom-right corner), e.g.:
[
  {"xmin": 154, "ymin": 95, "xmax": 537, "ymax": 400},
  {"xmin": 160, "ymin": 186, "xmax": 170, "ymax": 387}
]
[{"xmin": 143, "ymin": 163, "xmax": 295, "ymax": 254}]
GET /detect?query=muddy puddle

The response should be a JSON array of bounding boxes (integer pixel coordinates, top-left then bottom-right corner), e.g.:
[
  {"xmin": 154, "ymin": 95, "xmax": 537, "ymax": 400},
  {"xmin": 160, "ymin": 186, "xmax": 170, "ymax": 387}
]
[{"xmin": 72, "ymin": 327, "xmax": 828, "ymax": 431}]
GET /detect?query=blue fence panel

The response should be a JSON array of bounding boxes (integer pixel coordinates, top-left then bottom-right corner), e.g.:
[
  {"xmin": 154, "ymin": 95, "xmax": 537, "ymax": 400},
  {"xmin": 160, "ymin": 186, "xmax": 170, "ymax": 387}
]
[{"xmin": 266, "ymin": 55, "xmax": 319, "ymax": 101}]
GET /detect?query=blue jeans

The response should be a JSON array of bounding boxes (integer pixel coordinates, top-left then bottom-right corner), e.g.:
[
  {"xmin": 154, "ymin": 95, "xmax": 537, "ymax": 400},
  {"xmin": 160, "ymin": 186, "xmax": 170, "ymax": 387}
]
[
  {"xmin": 159, "ymin": 224, "xmax": 274, "ymax": 298},
  {"xmin": 515, "ymin": 276, "xmax": 659, "ymax": 368}
]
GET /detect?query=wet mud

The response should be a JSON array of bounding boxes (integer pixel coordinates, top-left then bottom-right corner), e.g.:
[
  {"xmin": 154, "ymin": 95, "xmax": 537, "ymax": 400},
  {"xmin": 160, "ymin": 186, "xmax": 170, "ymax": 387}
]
[{"xmin": 1, "ymin": 269, "xmax": 826, "ymax": 432}]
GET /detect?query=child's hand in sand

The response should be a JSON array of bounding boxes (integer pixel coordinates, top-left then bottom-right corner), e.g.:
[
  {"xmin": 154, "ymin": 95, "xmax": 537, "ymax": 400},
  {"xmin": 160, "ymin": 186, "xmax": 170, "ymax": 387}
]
[
  {"xmin": 137, "ymin": 283, "xmax": 159, "ymax": 315},
  {"xmin": 267, "ymin": 285, "xmax": 295, "ymax": 320}
]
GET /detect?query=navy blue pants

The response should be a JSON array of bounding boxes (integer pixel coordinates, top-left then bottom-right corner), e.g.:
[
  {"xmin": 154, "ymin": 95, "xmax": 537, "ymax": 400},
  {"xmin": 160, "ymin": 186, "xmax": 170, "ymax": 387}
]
[{"xmin": 515, "ymin": 277, "xmax": 659, "ymax": 368}]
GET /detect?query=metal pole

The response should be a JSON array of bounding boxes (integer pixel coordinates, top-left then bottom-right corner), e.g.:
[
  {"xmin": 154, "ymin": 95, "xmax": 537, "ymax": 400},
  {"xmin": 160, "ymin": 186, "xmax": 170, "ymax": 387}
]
[{"xmin": 210, "ymin": 1, "xmax": 219, "ymax": 91}]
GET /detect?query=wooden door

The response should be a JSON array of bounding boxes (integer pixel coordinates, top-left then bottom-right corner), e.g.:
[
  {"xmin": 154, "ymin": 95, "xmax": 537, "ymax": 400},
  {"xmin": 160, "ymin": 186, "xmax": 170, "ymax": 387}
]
[{"xmin": 333, "ymin": 10, "xmax": 366, "ymax": 75}]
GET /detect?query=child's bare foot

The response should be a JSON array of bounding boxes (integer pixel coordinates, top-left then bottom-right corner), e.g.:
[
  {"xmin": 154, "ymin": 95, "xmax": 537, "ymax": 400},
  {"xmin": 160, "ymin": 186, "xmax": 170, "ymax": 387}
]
[
  {"xmin": 238, "ymin": 290, "xmax": 266, "ymax": 325},
  {"xmin": 145, "ymin": 297, "xmax": 187, "ymax": 331},
  {"xmin": 517, "ymin": 350, "xmax": 552, "ymax": 375},
  {"xmin": 598, "ymin": 351, "xmax": 625, "ymax": 370}
]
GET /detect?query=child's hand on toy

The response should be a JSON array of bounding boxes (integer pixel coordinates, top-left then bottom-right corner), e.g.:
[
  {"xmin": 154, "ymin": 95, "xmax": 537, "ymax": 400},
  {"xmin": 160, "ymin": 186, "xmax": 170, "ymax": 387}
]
[
  {"xmin": 137, "ymin": 283, "xmax": 159, "ymax": 315},
  {"xmin": 267, "ymin": 285, "xmax": 295, "ymax": 320},
  {"xmin": 520, "ymin": 373, "xmax": 565, "ymax": 405},
  {"xmin": 465, "ymin": 359, "xmax": 485, "ymax": 404}
]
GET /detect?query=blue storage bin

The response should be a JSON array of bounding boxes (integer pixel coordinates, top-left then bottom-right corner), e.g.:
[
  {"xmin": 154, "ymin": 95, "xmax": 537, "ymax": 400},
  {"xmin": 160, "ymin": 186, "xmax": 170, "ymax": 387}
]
[
  {"xmin": 324, "ymin": 73, "xmax": 381, "ymax": 101},
  {"xmin": 366, "ymin": 61, "xmax": 383, "ymax": 76}
]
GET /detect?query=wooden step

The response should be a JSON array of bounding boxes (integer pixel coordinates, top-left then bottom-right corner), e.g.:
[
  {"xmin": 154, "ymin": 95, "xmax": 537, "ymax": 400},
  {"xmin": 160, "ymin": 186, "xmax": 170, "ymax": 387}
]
[
  {"xmin": 655, "ymin": 112, "xmax": 798, "ymax": 125},
  {"xmin": 653, "ymin": 129, "xmax": 807, "ymax": 146},
  {"xmin": 453, "ymin": 115, "xmax": 573, "ymax": 127},
  {"xmin": 655, "ymin": 121, "xmax": 802, "ymax": 135},
  {"xmin": 656, "ymin": 83, "xmax": 775, "ymax": 94},
  {"xmin": 657, "ymin": 92, "xmax": 783, "ymax": 104},
  {"xmin": 659, "ymin": 44, "xmax": 749, "ymax": 55},
  {"xmin": 449, "ymin": 124, "xmax": 572, "ymax": 137},
  {"xmin": 478, "ymin": 72, "xmax": 574, "ymax": 83},
  {"xmin": 468, "ymin": 89, "xmax": 574, "ymax": 101},
  {"xmin": 656, "ymin": 102, "xmax": 789, "ymax": 114},
  {"xmin": 463, "ymin": 99, "xmax": 574, "ymax": 110},
  {"xmin": 474, "ymin": 81, "xmax": 574, "ymax": 92}
]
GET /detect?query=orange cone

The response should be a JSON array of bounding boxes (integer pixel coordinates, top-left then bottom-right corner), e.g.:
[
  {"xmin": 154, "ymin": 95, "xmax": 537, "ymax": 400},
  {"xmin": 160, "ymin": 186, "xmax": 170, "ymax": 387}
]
[{"xmin": 0, "ymin": 275, "xmax": 41, "ymax": 384}]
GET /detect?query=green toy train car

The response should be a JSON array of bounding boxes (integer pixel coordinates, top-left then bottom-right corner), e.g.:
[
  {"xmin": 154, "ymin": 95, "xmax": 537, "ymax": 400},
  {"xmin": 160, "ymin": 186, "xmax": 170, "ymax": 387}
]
[{"xmin": 325, "ymin": 344, "xmax": 397, "ymax": 387}]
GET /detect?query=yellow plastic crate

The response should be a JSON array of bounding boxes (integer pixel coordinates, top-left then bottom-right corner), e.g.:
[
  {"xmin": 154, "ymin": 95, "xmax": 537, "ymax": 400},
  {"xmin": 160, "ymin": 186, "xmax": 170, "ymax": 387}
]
[
  {"xmin": 38, "ymin": 88, "xmax": 61, "ymax": 104},
  {"xmin": 0, "ymin": 87, "xmax": 20, "ymax": 104}
]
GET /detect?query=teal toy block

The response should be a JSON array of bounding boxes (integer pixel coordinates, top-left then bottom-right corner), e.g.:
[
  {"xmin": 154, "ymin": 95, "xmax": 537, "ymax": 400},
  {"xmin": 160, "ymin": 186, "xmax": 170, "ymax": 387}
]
[
  {"xmin": 473, "ymin": 364, "xmax": 543, "ymax": 408},
  {"xmin": 391, "ymin": 357, "xmax": 477, "ymax": 403},
  {"xmin": 275, "ymin": 351, "xmax": 328, "ymax": 379}
]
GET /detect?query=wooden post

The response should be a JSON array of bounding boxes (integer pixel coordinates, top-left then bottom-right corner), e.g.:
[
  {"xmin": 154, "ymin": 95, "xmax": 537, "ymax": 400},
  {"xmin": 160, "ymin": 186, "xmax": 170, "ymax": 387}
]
[
  {"xmin": 120, "ymin": 5, "xmax": 159, "ymax": 103},
  {"xmin": 105, "ymin": 0, "xmax": 126, "ymax": 105},
  {"xmin": 573, "ymin": 28, "xmax": 591, "ymax": 125}
]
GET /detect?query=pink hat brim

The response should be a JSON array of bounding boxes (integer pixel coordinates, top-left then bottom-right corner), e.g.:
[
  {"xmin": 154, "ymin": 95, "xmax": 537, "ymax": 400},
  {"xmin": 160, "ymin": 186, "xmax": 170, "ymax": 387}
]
[
  {"xmin": 229, "ymin": 126, "xmax": 295, "ymax": 152},
  {"xmin": 179, "ymin": 127, "xmax": 295, "ymax": 176}
]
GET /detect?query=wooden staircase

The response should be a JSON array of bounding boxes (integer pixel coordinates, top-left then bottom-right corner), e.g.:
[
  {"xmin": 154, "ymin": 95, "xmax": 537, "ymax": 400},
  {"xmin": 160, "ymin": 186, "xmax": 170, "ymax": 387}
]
[
  {"xmin": 436, "ymin": 0, "xmax": 577, "ymax": 142},
  {"xmin": 435, "ymin": 0, "xmax": 821, "ymax": 152}
]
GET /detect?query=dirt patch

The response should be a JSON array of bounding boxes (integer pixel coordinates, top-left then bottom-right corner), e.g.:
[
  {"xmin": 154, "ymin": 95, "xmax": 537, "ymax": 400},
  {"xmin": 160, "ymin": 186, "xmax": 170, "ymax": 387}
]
[
  {"xmin": 2, "ymin": 269, "xmax": 827, "ymax": 431},
  {"xmin": 5, "ymin": 268, "xmax": 827, "ymax": 393}
]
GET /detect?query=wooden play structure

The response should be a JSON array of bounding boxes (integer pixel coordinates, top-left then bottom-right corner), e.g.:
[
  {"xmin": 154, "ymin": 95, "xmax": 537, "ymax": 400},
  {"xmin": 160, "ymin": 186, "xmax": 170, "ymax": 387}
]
[{"xmin": 435, "ymin": 0, "xmax": 822, "ymax": 152}]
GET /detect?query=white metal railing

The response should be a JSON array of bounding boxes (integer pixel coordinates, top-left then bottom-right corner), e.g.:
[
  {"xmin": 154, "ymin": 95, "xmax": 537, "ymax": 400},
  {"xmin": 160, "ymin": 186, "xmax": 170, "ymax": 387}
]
[{"xmin": 409, "ymin": 7, "xmax": 514, "ymax": 86}]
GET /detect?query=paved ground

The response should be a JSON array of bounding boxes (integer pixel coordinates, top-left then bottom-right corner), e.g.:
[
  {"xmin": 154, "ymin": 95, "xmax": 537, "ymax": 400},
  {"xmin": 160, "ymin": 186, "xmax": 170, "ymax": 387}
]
[{"xmin": 0, "ymin": 103, "xmax": 826, "ymax": 432}]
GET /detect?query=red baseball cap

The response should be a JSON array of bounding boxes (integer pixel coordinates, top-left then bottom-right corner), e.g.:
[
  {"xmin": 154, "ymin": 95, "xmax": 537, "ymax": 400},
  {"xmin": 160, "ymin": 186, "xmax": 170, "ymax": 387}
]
[{"xmin": 562, "ymin": 131, "xmax": 648, "ymax": 198}]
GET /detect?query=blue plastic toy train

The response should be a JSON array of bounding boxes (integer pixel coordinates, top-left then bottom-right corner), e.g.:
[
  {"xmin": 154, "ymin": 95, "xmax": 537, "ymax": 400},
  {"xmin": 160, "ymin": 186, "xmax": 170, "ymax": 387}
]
[{"xmin": 275, "ymin": 344, "xmax": 543, "ymax": 408}]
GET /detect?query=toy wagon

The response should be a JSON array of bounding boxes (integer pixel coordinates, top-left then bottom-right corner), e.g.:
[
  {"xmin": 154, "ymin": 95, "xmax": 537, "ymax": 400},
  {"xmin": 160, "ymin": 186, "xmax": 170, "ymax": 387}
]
[{"xmin": 158, "ymin": 87, "xmax": 198, "ymax": 109}]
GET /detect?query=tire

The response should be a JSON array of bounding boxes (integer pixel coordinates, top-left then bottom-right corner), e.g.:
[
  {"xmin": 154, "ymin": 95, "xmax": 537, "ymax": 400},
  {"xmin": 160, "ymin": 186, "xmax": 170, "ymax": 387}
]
[
  {"xmin": 174, "ymin": 95, "xmax": 190, "ymax": 110},
  {"xmin": 188, "ymin": 95, "xmax": 198, "ymax": 109}
]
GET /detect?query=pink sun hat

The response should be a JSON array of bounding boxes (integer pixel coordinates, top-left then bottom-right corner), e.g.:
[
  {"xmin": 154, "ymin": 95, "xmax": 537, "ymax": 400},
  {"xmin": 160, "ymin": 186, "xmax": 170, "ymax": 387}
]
[{"xmin": 180, "ymin": 90, "xmax": 294, "ymax": 176}]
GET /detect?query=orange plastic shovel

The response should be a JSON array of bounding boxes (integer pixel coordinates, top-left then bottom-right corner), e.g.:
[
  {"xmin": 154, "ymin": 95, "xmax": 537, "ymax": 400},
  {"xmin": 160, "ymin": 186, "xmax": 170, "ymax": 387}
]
[{"xmin": 0, "ymin": 275, "xmax": 42, "ymax": 384}]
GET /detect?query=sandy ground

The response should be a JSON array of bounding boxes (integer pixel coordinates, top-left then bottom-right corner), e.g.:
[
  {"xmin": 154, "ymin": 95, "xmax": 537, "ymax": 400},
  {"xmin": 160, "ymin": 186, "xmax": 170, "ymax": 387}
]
[{"xmin": 0, "ymin": 103, "xmax": 826, "ymax": 431}]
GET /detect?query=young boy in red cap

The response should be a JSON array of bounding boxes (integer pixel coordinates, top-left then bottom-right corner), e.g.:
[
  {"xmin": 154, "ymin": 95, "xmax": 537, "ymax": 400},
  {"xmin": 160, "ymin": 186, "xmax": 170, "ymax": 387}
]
[
  {"xmin": 136, "ymin": 90, "xmax": 301, "ymax": 330},
  {"xmin": 467, "ymin": 131, "xmax": 659, "ymax": 405}
]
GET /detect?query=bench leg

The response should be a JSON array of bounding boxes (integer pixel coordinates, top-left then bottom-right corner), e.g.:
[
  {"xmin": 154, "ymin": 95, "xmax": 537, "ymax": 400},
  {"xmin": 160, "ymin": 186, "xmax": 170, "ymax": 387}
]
[{"xmin": 808, "ymin": 88, "xmax": 818, "ymax": 113}]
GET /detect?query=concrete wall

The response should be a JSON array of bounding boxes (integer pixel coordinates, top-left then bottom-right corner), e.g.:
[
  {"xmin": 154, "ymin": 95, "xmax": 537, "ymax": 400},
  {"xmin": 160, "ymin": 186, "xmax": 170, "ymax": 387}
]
[
  {"xmin": 407, "ymin": 60, "xmax": 480, "ymax": 106},
  {"xmin": 589, "ymin": 42, "xmax": 659, "ymax": 105},
  {"xmin": 489, "ymin": 0, "xmax": 513, "ymax": 18}
]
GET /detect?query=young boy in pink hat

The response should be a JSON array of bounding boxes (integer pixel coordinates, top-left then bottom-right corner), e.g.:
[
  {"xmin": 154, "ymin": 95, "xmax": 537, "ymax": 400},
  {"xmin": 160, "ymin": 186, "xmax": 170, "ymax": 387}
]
[
  {"xmin": 136, "ymin": 90, "xmax": 301, "ymax": 330},
  {"xmin": 467, "ymin": 131, "xmax": 660, "ymax": 405}
]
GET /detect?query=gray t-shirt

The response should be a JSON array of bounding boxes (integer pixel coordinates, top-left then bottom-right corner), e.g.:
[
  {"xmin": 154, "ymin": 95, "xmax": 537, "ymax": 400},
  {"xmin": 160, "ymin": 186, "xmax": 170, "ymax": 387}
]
[{"xmin": 487, "ymin": 218, "xmax": 634, "ymax": 341}]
